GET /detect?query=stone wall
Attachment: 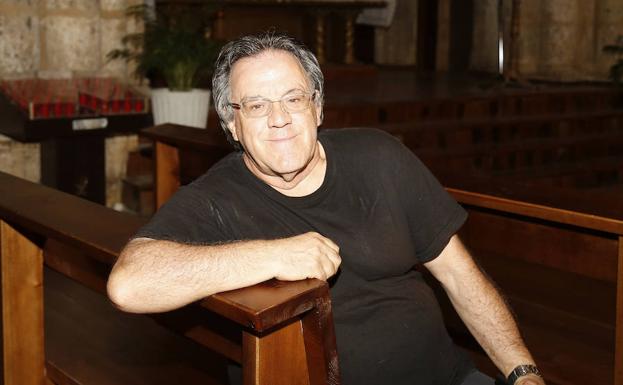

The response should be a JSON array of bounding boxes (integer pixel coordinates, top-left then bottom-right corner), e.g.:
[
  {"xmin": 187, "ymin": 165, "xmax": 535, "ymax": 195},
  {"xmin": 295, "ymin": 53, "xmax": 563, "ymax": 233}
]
[
  {"xmin": 470, "ymin": 0, "xmax": 623, "ymax": 81},
  {"xmin": 0, "ymin": 0, "xmax": 140, "ymax": 207}
]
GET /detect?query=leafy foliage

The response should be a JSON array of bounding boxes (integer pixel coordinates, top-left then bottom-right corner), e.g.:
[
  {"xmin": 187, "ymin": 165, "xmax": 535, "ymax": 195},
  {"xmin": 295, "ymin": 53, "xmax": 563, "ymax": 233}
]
[
  {"xmin": 107, "ymin": 3, "xmax": 222, "ymax": 91},
  {"xmin": 603, "ymin": 35, "xmax": 623, "ymax": 86}
]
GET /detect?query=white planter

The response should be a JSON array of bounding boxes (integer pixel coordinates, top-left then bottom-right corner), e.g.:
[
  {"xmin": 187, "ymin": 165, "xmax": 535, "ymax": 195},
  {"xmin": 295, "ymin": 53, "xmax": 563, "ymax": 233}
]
[{"xmin": 150, "ymin": 88, "xmax": 211, "ymax": 129}]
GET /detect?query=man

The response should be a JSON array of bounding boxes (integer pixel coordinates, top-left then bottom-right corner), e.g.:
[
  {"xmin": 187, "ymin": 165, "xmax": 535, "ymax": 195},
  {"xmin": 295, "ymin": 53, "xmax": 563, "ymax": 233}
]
[{"xmin": 107, "ymin": 33, "xmax": 545, "ymax": 385}]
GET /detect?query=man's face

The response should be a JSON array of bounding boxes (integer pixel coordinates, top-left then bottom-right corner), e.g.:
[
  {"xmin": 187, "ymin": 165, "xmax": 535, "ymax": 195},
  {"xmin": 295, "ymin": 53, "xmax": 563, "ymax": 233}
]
[{"xmin": 227, "ymin": 50, "xmax": 322, "ymax": 183}]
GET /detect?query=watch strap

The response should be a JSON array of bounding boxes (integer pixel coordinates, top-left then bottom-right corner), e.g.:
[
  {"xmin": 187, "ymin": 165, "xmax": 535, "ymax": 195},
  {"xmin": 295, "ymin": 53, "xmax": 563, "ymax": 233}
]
[{"xmin": 507, "ymin": 364, "xmax": 542, "ymax": 385}]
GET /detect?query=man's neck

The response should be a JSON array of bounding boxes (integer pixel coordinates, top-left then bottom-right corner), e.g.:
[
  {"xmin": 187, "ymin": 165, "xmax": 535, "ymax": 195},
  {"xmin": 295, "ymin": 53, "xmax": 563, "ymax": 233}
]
[{"xmin": 243, "ymin": 142, "xmax": 327, "ymax": 197}]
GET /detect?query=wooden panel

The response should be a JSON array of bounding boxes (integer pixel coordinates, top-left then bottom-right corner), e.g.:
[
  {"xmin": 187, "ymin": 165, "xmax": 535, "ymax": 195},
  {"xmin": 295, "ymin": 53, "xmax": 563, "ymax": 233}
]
[
  {"xmin": 0, "ymin": 220, "xmax": 45, "ymax": 385},
  {"xmin": 44, "ymin": 268, "xmax": 229, "ymax": 385},
  {"xmin": 242, "ymin": 320, "xmax": 310, "ymax": 385},
  {"xmin": 616, "ymin": 236, "xmax": 623, "ymax": 385},
  {"xmin": 155, "ymin": 141, "xmax": 180, "ymax": 209},
  {"xmin": 461, "ymin": 209, "xmax": 619, "ymax": 282},
  {"xmin": 44, "ymin": 238, "xmax": 109, "ymax": 294}
]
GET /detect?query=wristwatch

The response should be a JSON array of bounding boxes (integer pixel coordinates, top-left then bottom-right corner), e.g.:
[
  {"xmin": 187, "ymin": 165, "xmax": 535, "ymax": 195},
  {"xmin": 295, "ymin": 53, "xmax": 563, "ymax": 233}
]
[{"xmin": 507, "ymin": 364, "xmax": 542, "ymax": 384}]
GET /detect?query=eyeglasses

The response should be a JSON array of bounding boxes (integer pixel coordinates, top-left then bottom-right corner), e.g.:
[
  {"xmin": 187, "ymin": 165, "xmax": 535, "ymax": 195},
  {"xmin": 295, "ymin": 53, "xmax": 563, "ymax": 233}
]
[{"xmin": 230, "ymin": 91, "xmax": 316, "ymax": 118}]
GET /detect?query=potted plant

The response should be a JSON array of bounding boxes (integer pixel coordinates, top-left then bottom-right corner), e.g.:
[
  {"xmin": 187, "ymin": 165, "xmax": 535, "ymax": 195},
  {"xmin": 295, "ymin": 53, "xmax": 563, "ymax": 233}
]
[{"xmin": 108, "ymin": 3, "xmax": 222, "ymax": 128}]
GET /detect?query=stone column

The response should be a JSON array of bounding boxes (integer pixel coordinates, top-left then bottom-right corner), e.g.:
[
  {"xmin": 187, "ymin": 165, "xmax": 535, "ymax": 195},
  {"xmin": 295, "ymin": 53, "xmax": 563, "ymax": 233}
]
[
  {"xmin": 0, "ymin": 1, "xmax": 41, "ymax": 183},
  {"xmin": 436, "ymin": 0, "xmax": 451, "ymax": 71},
  {"xmin": 539, "ymin": 0, "xmax": 586, "ymax": 80},
  {"xmin": 470, "ymin": 0, "xmax": 499, "ymax": 73},
  {"xmin": 514, "ymin": 0, "xmax": 543, "ymax": 76},
  {"xmin": 595, "ymin": 0, "xmax": 623, "ymax": 79}
]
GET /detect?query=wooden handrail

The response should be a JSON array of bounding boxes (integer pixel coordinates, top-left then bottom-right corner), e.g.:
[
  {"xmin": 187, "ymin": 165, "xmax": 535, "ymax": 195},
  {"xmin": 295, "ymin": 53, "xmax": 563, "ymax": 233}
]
[
  {"xmin": 449, "ymin": 188, "xmax": 623, "ymax": 236},
  {"xmin": 0, "ymin": 171, "xmax": 332, "ymax": 331},
  {"xmin": 0, "ymin": 170, "xmax": 340, "ymax": 384},
  {"xmin": 142, "ymin": 123, "xmax": 228, "ymax": 152}
]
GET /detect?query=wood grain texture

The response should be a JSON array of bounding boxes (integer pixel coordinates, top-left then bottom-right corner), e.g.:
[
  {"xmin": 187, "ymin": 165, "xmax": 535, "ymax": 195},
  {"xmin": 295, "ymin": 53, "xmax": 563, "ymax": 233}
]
[
  {"xmin": 143, "ymin": 124, "xmax": 228, "ymax": 152},
  {"xmin": 449, "ymin": 187, "xmax": 623, "ymax": 235},
  {"xmin": 202, "ymin": 278, "xmax": 329, "ymax": 332},
  {"xmin": 242, "ymin": 320, "xmax": 309, "ymax": 385},
  {"xmin": 1, "ymin": 220, "xmax": 45, "ymax": 385},
  {"xmin": 616, "ymin": 236, "xmax": 623, "ymax": 385},
  {"xmin": 155, "ymin": 141, "xmax": 180, "ymax": 209},
  {"xmin": 301, "ymin": 286, "xmax": 340, "ymax": 385}
]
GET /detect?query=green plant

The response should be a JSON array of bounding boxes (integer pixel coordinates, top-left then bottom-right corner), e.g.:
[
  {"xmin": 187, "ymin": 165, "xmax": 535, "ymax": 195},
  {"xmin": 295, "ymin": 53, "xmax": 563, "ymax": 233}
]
[
  {"xmin": 107, "ymin": 3, "xmax": 222, "ymax": 91},
  {"xmin": 603, "ymin": 35, "xmax": 623, "ymax": 86}
]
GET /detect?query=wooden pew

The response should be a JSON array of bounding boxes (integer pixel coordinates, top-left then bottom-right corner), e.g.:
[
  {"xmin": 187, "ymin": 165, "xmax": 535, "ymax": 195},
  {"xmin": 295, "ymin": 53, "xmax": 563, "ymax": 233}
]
[
  {"xmin": 143, "ymin": 123, "xmax": 623, "ymax": 385},
  {"xmin": 445, "ymin": 178, "xmax": 623, "ymax": 385},
  {"xmin": 0, "ymin": 171, "xmax": 340, "ymax": 385}
]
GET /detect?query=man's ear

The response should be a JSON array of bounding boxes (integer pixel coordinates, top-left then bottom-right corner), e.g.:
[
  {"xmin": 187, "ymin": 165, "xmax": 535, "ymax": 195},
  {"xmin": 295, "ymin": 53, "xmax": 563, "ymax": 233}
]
[
  {"xmin": 227, "ymin": 119, "xmax": 239, "ymax": 141},
  {"xmin": 314, "ymin": 92, "xmax": 323, "ymax": 125}
]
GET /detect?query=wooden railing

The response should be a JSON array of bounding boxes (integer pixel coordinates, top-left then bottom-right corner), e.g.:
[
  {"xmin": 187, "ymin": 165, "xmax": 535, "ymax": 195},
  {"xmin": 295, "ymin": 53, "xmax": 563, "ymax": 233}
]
[{"xmin": 0, "ymin": 170, "xmax": 339, "ymax": 385}]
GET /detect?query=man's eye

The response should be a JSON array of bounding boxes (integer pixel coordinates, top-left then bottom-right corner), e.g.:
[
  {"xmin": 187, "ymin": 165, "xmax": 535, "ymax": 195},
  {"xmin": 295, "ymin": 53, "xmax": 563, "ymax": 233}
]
[
  {"xmin": 248, "ymin": 102, "xmax": 266, "ymax": 110},
  {"xmin": 286, "ymin": 96, "xmax": 304, "ymax": 104}
]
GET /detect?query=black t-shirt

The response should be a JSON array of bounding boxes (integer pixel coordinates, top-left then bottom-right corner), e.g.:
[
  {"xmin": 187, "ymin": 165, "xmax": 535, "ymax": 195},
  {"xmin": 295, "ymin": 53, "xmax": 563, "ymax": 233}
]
[{"xmin": 136, "ymin": 128, "xmax": 474, "ymax": 385}]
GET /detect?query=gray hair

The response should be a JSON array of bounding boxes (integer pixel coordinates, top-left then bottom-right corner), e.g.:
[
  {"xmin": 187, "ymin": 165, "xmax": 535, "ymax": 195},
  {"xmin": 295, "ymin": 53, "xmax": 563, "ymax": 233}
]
[{"xmin": 211, "ymin": 32, "xmax": 325, "ymax": 150}]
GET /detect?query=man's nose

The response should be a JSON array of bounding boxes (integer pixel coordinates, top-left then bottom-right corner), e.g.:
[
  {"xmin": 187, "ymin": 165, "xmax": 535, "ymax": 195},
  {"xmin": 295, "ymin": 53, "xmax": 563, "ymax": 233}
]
[{"xmin": 267, "ymin": 100, "xmax": 291, "ymax": 127}]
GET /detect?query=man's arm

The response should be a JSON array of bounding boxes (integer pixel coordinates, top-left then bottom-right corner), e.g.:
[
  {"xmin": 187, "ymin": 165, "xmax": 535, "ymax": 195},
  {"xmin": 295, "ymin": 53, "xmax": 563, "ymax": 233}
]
[
  {"xmin": 107, "ymin": 232, "xmax": 341, "ymax": 313},
  {"xmin": 424, "ymin": 235, "xmax": 545, "ymax": 385}
]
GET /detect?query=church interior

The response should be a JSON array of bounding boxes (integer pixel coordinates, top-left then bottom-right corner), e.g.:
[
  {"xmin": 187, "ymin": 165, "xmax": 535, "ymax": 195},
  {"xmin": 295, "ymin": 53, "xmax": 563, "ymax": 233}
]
[{"xmin": 0, "ymin": 0, "xmax": 622, "ymax": 384}]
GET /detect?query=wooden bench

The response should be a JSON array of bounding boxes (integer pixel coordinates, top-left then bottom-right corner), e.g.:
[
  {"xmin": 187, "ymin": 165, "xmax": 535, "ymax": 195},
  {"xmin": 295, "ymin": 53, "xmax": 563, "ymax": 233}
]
[
  {"xmin": 446, "ymin": 178, "xmax": 623, "ymax": 385},
  {"xmin": 143, "ymin": 123, "xmax": 623, "ymax": 385},
  {"xmin": 0, "ymin": 171, "xmax": 340, "ymax": 385}
]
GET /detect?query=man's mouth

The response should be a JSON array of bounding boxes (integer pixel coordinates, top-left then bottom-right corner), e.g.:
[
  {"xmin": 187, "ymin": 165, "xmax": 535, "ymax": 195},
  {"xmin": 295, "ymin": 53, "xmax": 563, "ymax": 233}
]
[{"xmin": 268, "ymin": 134, "xmax": 297, "ymax": 142}]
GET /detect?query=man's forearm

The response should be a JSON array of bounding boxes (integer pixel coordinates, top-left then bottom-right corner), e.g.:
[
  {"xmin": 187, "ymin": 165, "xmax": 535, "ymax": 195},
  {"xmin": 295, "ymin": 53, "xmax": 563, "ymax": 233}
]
[
  {"xmin": 425, "ymin": 236, "xmax": 543, "ymax": 383},
  {"xmin": 445, "ymin": 269, "xmax": 535, "ymax": 376},
  {"xmin": 107, "ymin": 232, "xmax": 341, "ymax": 314},
  {"xmin": 107, "ymin": 238, "xmax": 277, "ymax": 313}
]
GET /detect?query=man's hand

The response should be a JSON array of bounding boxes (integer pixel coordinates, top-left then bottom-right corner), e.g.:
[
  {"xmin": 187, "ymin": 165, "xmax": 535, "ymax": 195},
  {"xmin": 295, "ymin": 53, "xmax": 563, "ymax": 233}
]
[
  {"xmin": 263, "ymin": 232, "xmax": 341, "ymax": 281},
  {"xmin": 515, "ymin": 374, "xmax": 546, "ymax": 385}
]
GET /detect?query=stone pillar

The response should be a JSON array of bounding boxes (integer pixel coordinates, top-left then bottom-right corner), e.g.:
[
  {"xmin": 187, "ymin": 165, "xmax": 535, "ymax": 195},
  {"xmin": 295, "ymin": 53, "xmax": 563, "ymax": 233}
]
[
  {"xmin": 470, "ymin": 0, "xmax": 623, "ymax": 81},
  {"xmin": 470, "ymin": 0, "xmax": 499, "ymax": 73},
  {"xmin": 0, "ymin": 1, "xmax": 39, "ymax": 76},
  {"xmin": 514, "ymin": 0, "xmax": 543, "ymax": 75},
  {"xmin": 595, "ymin": 0, "xmax": 623, "ymax": 79},
  {"xmin": 539, "ymin": 0, "xmax": 583, "ymax": 80},
  {"xmin": 374, "ymin": 0, "xmax": 418, "ymax": 65},
  {"xmin": 0, "ymin": 1, "xmax": 41, "ymax": 183},
  {"xmin": 436, "ymin": 0, "xmax": 451, "ymax": 71}
]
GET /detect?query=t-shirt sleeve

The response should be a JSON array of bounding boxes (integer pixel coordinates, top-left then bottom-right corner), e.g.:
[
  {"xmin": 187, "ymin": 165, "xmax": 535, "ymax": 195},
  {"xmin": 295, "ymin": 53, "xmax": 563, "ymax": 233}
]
[
  {"xmin": 133, "ymin": 184, "xmax": 229, "ymax": 244},
  {"xmin": 382, "ymin": 132, "xmax": 467, "ymax": 263}
]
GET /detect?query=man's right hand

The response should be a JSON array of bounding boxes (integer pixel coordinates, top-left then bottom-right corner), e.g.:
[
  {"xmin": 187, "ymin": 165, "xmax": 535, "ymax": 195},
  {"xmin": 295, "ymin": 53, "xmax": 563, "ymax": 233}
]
[{"xmin": 262, "ymin": 232, "xmax": 341, "ymax": 281}]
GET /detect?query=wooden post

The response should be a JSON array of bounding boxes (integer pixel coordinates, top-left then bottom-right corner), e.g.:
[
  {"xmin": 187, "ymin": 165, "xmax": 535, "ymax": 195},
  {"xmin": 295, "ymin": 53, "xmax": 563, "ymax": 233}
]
[
  {"xmin": 301, "ymin": 288, "xmax": 340, "ymax": 385},
  {"xmin": 242, "ymin": 320, "xmax": 310, "ymax": 385},
  {"xmin": 616, "ymin": 236, "xmax": 623, "ymax": 385},
  {"xmin": 0, "ymin": 220, "xmax": 45, "ymax": 385},
  {"xmin": 154, "ymin": 141, "xmax": 180, "ymax": 209}
]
